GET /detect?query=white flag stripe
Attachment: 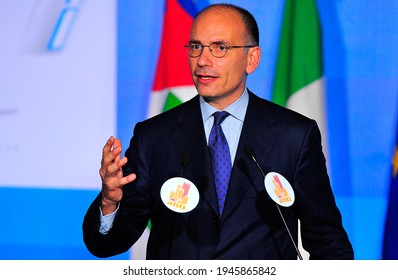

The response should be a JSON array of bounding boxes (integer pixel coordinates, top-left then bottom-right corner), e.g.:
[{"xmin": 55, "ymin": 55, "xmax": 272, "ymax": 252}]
[
  {"xmin": 131, "ymin": 228, "xmax": 150, "ymax": 260},
  {"xmin": 148, "ymin": 86, "xmax": 198, "ymax": 118},
  {"xmin": 286, "ymin": 78, "xmax": 328, "ymax": 158}
]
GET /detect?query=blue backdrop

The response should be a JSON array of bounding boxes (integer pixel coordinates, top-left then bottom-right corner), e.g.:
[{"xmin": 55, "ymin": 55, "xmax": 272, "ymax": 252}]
[{"xmin": 1, "ymin": 0, "xmax": 398, "ymax": 260}]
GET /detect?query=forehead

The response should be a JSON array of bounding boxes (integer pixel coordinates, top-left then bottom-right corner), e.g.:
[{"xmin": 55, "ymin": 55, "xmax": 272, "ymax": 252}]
[{"xmin": 190, "ymin": 8, "xmax": 245, "ymax": 43}]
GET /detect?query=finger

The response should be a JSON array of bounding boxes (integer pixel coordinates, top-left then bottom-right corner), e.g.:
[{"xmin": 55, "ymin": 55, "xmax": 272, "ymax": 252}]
[
  {"xmin": 103, "ymin": 136, "xmax": 115, "ymax": 154},
  {"xmin": 105, "ymin": 156, "xmax": 127, "ymax": 175},
  {"xmin": 119, "ymin": 173, "xmax": 137, "ymax": 186},
  {"xmin": 102, "ymin": 172, "xmax": 135, "ymax": 196},
  {"xmin": 102, "ymin": 136, "xmax": 116, "ymax": 164},
  {"xmin": 102, "ymin": 142, "xmax": 123, "ymax": 168},
  {"xmin": 113, "ymin": 138, "xmax": 123, "ymax": 162}
]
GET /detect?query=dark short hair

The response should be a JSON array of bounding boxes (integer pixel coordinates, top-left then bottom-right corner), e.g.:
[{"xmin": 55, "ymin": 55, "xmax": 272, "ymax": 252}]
[{"xmin": 195, "ymin": 4, "xmax": 259, "ymax": 46}]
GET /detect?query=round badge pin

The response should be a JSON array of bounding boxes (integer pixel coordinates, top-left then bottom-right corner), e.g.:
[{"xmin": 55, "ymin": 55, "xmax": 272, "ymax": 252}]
[
  {"xmin": 264, "ymin": 172, "xmax": 295, "ymax": 207},
  {"xmin": 160, "ymin": 177, "xmax": 200, "ymax": 213}
]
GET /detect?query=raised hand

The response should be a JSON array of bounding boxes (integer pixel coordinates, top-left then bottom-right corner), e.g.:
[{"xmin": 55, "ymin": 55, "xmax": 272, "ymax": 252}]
[{"xmin": 99, "ymin": 136, "xmax": 136, "ymax": 214}]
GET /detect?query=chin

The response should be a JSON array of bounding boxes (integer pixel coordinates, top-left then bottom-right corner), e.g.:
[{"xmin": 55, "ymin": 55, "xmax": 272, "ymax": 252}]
[
  {"xmin": 198, "ymin": 91, "xmax": 217, "ymax": 100},
  {"xmin": 196, "ymin": 86, "xmax": 216, "ymax": 98}
]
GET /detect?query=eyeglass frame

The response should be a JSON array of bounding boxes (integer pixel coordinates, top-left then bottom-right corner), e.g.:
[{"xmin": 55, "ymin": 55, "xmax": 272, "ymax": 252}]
[{"xmin": 184, "ymin": 41, "xmax": 257, "ymax": 58}]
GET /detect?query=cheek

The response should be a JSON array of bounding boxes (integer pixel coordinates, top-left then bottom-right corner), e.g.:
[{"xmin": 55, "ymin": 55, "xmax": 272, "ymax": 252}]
[
  {"xmin": 227, "ymin": 62, "xmax": 246, "ymax": 81},
  {"xmin": 213, "ymin": 60, "xmax": 228, "ymax": 77},
  {"xmin": 188, "ymin": 59, "xmax": 195, "ymax": 72},
  {"xmin": 234, "ymin": 60, "xmax": 249, "ymax": 78},
  {"xmin": 220, "ymin": 56, "xmax": 246, "ymax": 78}
]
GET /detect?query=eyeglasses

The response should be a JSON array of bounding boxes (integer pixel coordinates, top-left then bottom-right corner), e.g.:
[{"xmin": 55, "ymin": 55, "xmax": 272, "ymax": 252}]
[{"xmin": 184, "ymin": 42, "xmax": 256, "ymax": 58}]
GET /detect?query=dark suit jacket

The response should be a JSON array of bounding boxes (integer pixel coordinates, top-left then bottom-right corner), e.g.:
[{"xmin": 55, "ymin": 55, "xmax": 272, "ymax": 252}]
[{"xmin": 83, "ymin": 91, "xmax": 354, "ymax": 259}]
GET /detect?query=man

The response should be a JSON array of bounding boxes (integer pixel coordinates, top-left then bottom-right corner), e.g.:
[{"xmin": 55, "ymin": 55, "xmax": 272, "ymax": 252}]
[{"xmin": 83, "ymin": 4, "xmax": 354, "ymax": 259}]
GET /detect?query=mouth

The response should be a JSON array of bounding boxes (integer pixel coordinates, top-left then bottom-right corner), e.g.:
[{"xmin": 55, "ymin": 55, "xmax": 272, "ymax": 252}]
[{"xmin": 195, "ymin": 72, "xmax": 218, "ymax": 83}]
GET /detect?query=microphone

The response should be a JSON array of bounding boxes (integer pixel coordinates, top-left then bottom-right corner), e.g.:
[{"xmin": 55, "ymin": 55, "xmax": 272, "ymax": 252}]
[
  {"xmin": 244, "ymin": 145, "xmax": 303, "ymax": 260},
  {"xmin": 180, "ymin": 152, "xmax": 191, "ymax": 177},
  {"xmin": 244, "ymin": 146, "xmax": 266, "ymax": 177},
  {"xmin": 167, "ymin": 152, "xmax": 192, "ymax": 259}
]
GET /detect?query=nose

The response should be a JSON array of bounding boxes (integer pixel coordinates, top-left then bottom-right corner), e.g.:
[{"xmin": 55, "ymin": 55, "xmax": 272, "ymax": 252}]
[{"xmin": 196, "ymin": 46, "xmax": 213, "ymax": 67}]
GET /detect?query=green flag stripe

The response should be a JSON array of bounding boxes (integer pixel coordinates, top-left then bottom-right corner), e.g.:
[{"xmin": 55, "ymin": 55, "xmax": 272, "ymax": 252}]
[
  {"xmin": 272, "ymin": 0, "xmax": 323, "ymax": 106},
  {"xmin": 163, "ymin": 91, "xmax": 183, "ymax": 112}
]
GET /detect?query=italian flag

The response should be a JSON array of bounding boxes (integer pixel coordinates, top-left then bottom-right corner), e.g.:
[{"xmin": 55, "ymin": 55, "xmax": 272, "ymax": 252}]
[
  {"xmin": 272, "ymin": 0, "xmax": 326, "ymax": 259},
  {"xmin": 131, "ymin": 0, "xmax": 206, "ymax": 259},
  {"xmin": 147, "ymin": 0, "xmax": 200, "ymax": 118},
  {"xmin": 272, "ymin": 0, "xmax": 327, "ymax": 155}
]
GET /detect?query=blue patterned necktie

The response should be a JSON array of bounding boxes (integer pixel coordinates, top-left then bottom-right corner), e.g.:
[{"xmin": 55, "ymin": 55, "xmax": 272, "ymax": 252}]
[{"xmin": 209, "ymin": 111, "xmax": 231, "ymax": 215}]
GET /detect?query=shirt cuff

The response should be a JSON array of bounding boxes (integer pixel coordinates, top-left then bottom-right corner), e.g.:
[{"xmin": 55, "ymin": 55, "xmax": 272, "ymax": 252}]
[{"xmin": 98, "ymin": 204, "xmax": 119, "ymax": 235}]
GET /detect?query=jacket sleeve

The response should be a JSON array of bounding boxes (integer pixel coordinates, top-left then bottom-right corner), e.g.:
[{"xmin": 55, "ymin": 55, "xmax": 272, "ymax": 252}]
[
  {"xmin": 82, "ymin": 122, "xmax": 152, "ymax": 258},
  {"xmin": 295, "ymin": 120, "xmax": 354, "ymax": 259}
]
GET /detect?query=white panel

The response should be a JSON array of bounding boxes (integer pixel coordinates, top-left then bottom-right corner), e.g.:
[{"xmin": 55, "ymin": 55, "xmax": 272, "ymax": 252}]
[{"xmin": 0, "ymin": 0, "xmax": 116, "ymax": 189}]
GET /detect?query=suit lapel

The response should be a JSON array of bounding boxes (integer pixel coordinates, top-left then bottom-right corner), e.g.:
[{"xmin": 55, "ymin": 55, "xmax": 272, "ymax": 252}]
[
  {"xmin": 222, "ymin": 92, "xmax": 279, "ymax": 219},
  {"xmin": 171, "ymin": 96, "xmax": 220, "ymax": 215},
  {"xmin": 169, "ymin": 93, "xmax": 280, "ymax": 219}
]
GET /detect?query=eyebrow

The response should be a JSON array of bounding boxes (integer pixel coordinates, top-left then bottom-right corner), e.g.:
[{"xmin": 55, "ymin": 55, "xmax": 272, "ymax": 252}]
[
  {"xmin": 211, "ymin": 40, "xmax": 227, "ymax": 45},
  {"xmin": 188, "ymin": 40, "xmax": 228, "ymax": 45}
]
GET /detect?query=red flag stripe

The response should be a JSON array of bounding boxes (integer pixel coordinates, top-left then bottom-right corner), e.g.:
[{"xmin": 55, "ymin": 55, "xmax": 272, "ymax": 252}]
[{"xmin": 152, "ymin": 0, "xmax": 194, "ymax": 90}]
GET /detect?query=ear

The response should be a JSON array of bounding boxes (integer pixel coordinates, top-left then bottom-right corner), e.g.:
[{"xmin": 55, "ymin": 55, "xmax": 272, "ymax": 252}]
[{"xmin": 246, "ymin": 46, "xmax": 261, "ymax": 74}]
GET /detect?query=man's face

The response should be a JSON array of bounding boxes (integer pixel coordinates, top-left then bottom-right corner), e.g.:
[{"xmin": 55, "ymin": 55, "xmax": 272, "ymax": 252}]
[{"xmin": 188, "ymin": 8, "xmax": 259, "ymax": 109}]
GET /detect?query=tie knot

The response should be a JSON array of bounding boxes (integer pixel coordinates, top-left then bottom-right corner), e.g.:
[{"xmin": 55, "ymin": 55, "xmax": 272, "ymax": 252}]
[{"xmin": 213, "ymin": 111, "xmax": 229, "ymax": 126}]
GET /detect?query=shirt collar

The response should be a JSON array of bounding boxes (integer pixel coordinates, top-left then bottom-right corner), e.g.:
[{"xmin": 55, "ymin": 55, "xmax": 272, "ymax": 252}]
[{"xmin": 200, "ymin": 88, "xmax": 249, "ymax": 123}]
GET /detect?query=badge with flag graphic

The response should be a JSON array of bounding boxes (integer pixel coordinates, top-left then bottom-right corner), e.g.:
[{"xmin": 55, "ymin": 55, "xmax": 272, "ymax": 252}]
[
  {"xmin": 264, "ymin": 172, "xmax": 295, "ymax": 207},
  {"xmin": 160, "ymin": 177, "xmax": 199, "ymax": 213}
]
